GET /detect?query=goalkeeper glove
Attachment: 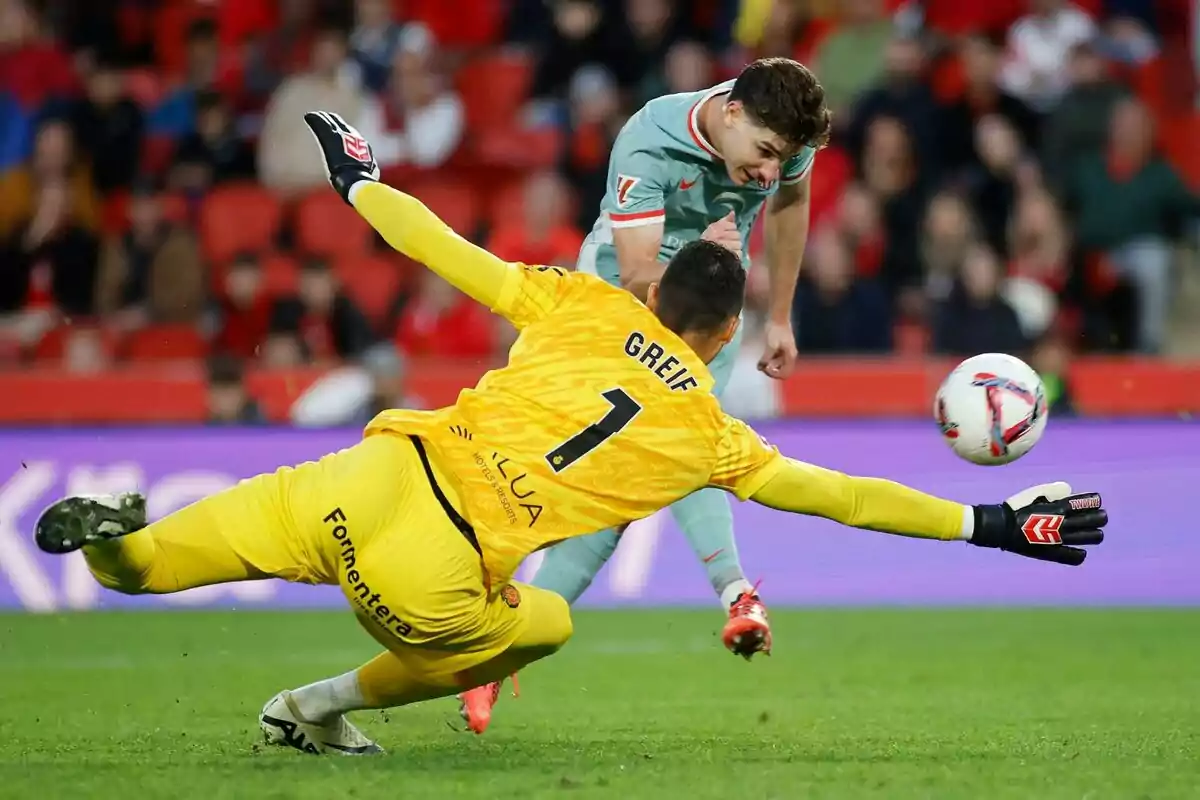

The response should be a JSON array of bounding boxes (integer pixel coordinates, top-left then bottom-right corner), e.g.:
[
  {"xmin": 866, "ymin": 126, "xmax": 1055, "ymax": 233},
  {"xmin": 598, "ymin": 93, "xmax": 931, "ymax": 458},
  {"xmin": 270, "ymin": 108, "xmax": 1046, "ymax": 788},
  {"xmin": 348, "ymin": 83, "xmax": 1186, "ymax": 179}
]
[
  {"xmin": 302, "ymin": 110, "xmax": 380, "ymax": 205},
  {"xmin": 971, "ymin": 482, "xmax": 1107, "ymax": 566}
]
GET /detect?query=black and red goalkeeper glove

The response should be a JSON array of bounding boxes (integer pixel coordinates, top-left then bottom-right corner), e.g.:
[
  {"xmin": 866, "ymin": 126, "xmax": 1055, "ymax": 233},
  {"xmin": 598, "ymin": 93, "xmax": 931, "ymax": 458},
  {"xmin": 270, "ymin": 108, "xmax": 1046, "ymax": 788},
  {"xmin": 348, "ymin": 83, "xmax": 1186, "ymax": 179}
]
[
  {"xmin": 970, "ymin": 482, "xmax": 1108, "ymax": 566},
  {"xmin": 302, "ymin": 110, "xmax": 379, "ymax": 205}
]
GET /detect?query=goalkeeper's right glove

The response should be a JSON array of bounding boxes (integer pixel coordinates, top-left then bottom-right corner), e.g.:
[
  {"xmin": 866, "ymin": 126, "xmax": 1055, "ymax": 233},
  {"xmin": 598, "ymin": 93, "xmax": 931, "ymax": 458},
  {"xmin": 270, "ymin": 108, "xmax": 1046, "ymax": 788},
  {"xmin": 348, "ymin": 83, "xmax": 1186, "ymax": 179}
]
[
  {"xmin": 970, "ymin": 482, "xmax": 1107, "ymax": 566},
  {"xmin": 302, "ymin": 110, "xmax": 380, "ymax": 205}
]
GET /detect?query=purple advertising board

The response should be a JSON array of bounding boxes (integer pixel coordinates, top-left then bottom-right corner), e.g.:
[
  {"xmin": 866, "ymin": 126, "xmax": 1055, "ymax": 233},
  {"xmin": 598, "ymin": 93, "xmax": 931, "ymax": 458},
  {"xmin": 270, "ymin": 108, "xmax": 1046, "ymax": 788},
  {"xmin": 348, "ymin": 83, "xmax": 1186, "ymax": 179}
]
[{"xmin": 0, "ymin": 420, "xmax": 1195, "ymax": 611}]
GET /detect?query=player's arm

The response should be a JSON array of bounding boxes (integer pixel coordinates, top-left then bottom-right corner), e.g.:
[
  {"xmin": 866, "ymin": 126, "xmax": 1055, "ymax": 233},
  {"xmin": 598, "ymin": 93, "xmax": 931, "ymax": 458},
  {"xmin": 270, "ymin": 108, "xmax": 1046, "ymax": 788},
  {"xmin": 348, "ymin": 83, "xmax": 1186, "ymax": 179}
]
[
  {"xmin": 302, "ymin": 111, "xmax": 572, "ymax": 328},
  {"xmin": 757, "ymin": 153, "xmax": 814, "ymax": 379},
  {"xmin": 603, "ymin": 134, "xmax": 670, "ymax": 302},
  {"xmin": 710, "ymin": 416, "xmax": 1108, "ymax": 565}
]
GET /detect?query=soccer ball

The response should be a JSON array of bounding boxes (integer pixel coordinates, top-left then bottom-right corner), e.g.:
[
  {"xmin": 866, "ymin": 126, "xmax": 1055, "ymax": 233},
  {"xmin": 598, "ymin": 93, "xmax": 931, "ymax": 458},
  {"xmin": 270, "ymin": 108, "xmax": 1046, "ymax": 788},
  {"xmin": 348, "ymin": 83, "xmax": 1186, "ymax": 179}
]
[{"xmin": 934, "ymin": 353, "xmax": 1049, "ymax": 466}]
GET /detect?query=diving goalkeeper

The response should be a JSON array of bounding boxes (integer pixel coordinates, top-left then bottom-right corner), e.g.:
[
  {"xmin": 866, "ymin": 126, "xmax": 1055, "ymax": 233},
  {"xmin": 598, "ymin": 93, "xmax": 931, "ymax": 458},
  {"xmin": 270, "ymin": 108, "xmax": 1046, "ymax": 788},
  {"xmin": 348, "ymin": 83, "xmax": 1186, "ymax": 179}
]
[{"xmin": 32, "ymin": 112, "xmax": 1109, "ymax": 756}]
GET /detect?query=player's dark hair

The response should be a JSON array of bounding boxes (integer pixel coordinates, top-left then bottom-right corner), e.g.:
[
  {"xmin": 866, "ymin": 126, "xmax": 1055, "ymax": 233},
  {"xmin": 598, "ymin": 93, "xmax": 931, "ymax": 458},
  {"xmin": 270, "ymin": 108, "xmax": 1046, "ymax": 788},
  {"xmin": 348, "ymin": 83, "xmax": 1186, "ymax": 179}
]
[
  {"xmin": 656, "ymin": 240, "xmax": 745, "ymax": 335},
  {"xmin": 729, "ymin": 57, "xmax": 831, "ymax": 151}
]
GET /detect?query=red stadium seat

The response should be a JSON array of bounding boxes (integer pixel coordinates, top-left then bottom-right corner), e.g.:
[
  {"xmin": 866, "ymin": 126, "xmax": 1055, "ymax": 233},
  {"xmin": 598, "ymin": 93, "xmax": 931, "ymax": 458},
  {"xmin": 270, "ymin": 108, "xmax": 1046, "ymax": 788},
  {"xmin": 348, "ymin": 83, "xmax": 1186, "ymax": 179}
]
[
  {"xmin": 456, "ymin": 52, "xmax": 534, "ymax": 132},
  {"xmin": 32, "ymin": 325, "xmax": 118, "ymax": 363},
  {"xmin": 199, "ymin": 183, "xmax": 283, "ymax": 263},
  {"xmin": 122, "ymin": 324, "xmax": 209, "ymax": 362},
  {"xmin": 475, "ymin": 127, "xmax": 563, "ymax": 170},
  {"xmin": 1161, "ymin": 113, "xmax": 1200, "ymax": 189},
  {"xmin": 333, "ymin": 254, "xmax": 404, "ymax": 325},
  {"xmin": 404, "ymin": 180, "xmax": 481, "ymax": 238},
  {"xmin": 294, "ymin": 190, "xmax": 375, "ymax": 259},
  {"xmin": 260, "ymin": 252, "xmax": 301, "ymax": 297}
]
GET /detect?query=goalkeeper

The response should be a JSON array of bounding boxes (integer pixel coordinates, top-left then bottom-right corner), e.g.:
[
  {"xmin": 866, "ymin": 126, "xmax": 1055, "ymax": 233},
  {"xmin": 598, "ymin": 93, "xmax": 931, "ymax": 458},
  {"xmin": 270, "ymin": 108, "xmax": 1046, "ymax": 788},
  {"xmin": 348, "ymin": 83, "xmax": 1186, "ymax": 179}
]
[{"xmin": 32, "ymin": 112, "xmax": 1109, "ymax": 757}]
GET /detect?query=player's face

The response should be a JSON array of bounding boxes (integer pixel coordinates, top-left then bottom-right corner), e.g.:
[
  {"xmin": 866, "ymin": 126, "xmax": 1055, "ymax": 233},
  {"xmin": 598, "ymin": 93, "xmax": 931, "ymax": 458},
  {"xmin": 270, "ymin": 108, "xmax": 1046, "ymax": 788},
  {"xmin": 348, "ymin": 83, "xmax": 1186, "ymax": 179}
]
[{"xmin": 721, "ymin": 103, "xmax": 794, "ymax": 187}]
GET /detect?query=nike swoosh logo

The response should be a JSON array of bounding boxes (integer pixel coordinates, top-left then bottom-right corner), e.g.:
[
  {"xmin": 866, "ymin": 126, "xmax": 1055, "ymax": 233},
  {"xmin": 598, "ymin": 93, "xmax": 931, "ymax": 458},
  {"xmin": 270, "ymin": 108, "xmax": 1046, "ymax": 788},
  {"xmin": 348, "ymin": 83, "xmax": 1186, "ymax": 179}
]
[{"xmin": 679, "ymin": 178, "xmax": 698, "ymax": 191}]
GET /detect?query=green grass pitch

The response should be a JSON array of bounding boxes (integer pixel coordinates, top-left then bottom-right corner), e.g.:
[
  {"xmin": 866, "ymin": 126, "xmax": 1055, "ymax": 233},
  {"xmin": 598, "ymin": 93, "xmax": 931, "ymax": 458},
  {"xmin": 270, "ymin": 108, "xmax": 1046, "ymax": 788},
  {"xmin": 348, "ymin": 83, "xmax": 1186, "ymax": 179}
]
[{"xmin": 1, "ymin": 609, "xmax": 1197, "ymax": 799}]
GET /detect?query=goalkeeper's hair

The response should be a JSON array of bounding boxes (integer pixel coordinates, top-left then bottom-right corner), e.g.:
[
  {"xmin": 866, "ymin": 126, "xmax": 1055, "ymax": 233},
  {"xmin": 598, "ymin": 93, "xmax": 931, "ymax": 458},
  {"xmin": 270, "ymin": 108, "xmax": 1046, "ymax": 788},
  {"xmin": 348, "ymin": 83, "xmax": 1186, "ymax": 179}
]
[
  {"xmin": 657, "ymin": 240, "xmax": 745, "ymax": 335},
  {"xmin": 729, "ymin": 57, "xmax": 831, "ymax": 151}
]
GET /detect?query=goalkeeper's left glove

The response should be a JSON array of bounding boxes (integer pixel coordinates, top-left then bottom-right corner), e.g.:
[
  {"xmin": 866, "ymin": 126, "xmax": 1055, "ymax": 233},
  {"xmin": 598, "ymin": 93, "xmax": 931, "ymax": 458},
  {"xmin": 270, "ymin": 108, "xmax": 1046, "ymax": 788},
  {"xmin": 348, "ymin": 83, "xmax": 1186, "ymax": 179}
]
[
  {"xmin": 970, "ymin": 482, "xmax": 1107, "ymax": 566},
  {"xmin": 302, "ymin": 110, "xmax": 380, "ymax": 205}
]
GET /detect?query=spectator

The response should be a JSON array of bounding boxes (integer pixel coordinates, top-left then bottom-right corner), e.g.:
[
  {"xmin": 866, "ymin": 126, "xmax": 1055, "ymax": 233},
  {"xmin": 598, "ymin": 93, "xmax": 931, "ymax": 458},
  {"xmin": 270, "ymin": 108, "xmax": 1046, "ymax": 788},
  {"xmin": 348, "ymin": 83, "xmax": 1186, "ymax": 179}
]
[
  {"xmin": 357, "ymin": 25, "xmax": 464, "ymax": 174},
  {"xmin": 258, "ymin": 25, "xmax": 366, "ymax": 195},
  {"xmin": 844, "ymin": 36, "xmax": 940, "ymax": 173},
  {"xmin": 490, "ymin": 171, "xmax": 584, "ymax": 268},
  {"xmin": 0, "ymin": 178, "xmax": 100, "ymax": 322},
  {"xmin": 71, "ymin": 54, "xmax": 144, "ymax": 194},
  {"xmin": 148, "ymin": 18, "xmax": 224, "ymax": 139},
  {"xmin": 1009, "ymin": 189, "xmax": 1071, "ymax": 295},
  {"xmin": 920, "ymin": 191, "xmax": 981, "ymax": 311},
  {"xmin": 624, "ymin": 0, "xmax": 685, "ymax": 102},
  {"xmin": 1031, "ymin": 334, "xmax": 1078, "ymax": 415},
  {"xmin": 939, "ymin": 32, "xmax": 1040, "ymax": 177},
  {"xmin": 561, "ymin": 65, "xmax": 625, "ymax": 233},
  {"xmin": 527, "ymin": 0, "xmax": 627, "ymax": 110},
  {"xmin": 793, "ymin": 228, "xmax": 892, "ymax": 353},
  {"xmin": 349, "ymin": 0, "xmax": 405, "ymax": 94},
  {"xmin": 96, "ymin": 180, "xmax": 205, "ymax": 329},
  {"xmin": 1065, "ymin": 98, "xmax": 1199, "ymax": 353},
  {"xmin": 208, "ymin": 252, "xmax": 273, "ymax": 360},
  {"xmin": 243, "ymin": 0, "xmax": 321, "ymax": 110},
  {"xmin": 259, "ymin": 323, "xmax": 308, "ymax": 368},
  {"xmin": 206, "ymin": 354, "xmax": 265, "ymax": 425},
  {"xmin": 934, "ymin": 244, "xmax": 1028, "ymax": 356},
  {"xmin": 394, "ymin": 271, "xmax": 496, "ymax": 359},
  {"xmin": 0, "ymin": 90, "xmax": 33, "ymax": 172},
  {"xmin": 858, "ymin": 116, "xmax": 924, "ymax": 293},
  {"xmin": 1040, "ymin": 41, "xmax": 1128, "ymax": 191},
  {"xmin": 0, "ymin": 117, "xmax": 98, "ymax": 240},
  {"xmin": 966, "ymin": 115, "xmax": 1026, "ymax": 256},
  {"xmin": 637, "ymin": 38, "xmax": 714, "ymax": 106},
  {"xmin": 1000, "ymin": 0, "xmax": 1096, "ymax": 113},
  {"xmin": 270, "ymin": 259, "xmax": 375, "ymax": 362},
  {"xmin": 834, "ymin": 181, "xmax": 888, "ymax": 280},
  {"xmin": 812, "ymin": 0, "xmax": 893, "ymax": 114},
  {"xmin": 0, "ymin": 0, "xmax": 78, "ymax": 111},
  {"xmin": 170, "ymin": 90, "xmax": 258, "ymax": 194}
]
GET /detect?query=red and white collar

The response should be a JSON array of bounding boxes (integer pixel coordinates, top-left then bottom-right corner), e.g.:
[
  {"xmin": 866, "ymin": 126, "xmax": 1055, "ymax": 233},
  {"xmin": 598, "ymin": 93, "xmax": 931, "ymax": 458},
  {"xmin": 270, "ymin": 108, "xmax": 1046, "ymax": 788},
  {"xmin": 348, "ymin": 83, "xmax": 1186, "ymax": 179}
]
[{"xmin": 686, "ymin": 83, "xmax": 732, "ymax": 160}]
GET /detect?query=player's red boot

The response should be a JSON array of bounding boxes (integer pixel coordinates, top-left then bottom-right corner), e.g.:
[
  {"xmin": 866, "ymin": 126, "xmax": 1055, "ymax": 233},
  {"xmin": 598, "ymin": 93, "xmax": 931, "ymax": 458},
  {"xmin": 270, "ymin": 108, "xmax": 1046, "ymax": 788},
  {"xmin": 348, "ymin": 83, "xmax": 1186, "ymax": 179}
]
[
  {"xmin": 722, "ymin": 587, "xmax": 772, "ymax": 660},
  {"xmin": 457, "ymin": 675, "xmax": 519, "ymax": 735}
]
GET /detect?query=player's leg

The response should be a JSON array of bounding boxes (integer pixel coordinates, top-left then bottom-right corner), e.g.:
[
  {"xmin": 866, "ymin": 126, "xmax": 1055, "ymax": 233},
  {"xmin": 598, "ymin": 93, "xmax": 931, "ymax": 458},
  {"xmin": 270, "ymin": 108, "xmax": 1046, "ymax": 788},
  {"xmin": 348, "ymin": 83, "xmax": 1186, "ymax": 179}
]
[
  {"xmin": 33, "ymin": 465, "xmax": 326, "ymax": 595},
  {"xmin": 667, "ymin": 321, "xmax": 772, "ymax": 658},
  {"xmin": 528, "ymin": 526, "xmax": 622, "ymax": 604},
  {"xmin": 262, "ymin": 436, "xmax": 574, "ymax": 752}
]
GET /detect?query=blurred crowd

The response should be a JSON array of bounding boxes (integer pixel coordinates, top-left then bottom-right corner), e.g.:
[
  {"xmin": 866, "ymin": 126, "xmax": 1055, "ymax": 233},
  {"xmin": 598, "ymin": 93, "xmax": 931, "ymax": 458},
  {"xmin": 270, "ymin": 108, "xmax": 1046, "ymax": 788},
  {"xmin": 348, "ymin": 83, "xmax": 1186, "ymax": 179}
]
[{"xmin": 0, "ymin": 0, "xmax": 1197, "ymax": 422}]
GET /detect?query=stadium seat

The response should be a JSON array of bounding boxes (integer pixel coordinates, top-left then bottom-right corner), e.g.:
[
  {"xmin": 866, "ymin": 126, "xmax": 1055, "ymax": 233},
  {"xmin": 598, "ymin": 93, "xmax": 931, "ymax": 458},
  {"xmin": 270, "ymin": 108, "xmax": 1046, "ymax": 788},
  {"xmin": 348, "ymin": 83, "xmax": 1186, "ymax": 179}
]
[
  {"xmin": 32, "ymin": 325, "xmax": 118, "ymax": 363},
  {"xmin": 259, "ymin": 252, "xmax": 300, "ymax": 297},
  {"xmin": 122, "ymin": 324, "xmax": 209, "ymax": 362},
  {"xmin": 404, "ymin": 180, "xmax": 481, "ymax": 239},
  {"xmin": 333, "ymin": 254, "xmax": 404, "ymax": 326},
  {"xmin": 140, "ymin": 134, "xmax": 177, "ymax": 175},
  {"xmin": 456, "ymin": 52, "xmax": 534, "ymax": 132},
  {"xmin": 294, "ymin": 190, "xmax": 375, "ymax": 259},
  {"xmin": 199, "ymin": 183, "xmax": 283, "ymax": 263},
  {"xmin": 475, "ymin": 127, "xmax": 563, "ymax": 170}
]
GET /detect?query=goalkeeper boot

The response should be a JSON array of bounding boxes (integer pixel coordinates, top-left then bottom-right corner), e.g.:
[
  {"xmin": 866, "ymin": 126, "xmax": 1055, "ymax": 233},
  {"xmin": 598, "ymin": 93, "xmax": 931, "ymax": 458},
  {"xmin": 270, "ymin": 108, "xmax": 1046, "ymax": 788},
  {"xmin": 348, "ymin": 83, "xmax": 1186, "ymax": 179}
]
[
  {"xmin": 722, "ymin": 586, "xmax": 772, "ymax": 660},
  {"xmin": 34, "ymin": 493, "xmax": 147, "ymax": 555},
  {"xmin": 259, "ymin": 691, "xmax": 383, "ymax": 756},
  {"xmin": 457, "ymin": 675, "xmax": 519, "ymax": 735}
]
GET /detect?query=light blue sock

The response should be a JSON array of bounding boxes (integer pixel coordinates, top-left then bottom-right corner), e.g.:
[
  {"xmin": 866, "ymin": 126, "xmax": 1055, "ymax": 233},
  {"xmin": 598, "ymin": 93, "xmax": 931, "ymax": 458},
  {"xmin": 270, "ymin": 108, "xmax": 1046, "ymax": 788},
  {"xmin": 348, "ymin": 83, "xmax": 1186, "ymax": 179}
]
[
  {"xmin": 668, "ymin": 487, "xmax": 747, "ymax": 599},
  {"xmin": 529, "ymin": 527, "xmax": 622, "ymax": 605}
]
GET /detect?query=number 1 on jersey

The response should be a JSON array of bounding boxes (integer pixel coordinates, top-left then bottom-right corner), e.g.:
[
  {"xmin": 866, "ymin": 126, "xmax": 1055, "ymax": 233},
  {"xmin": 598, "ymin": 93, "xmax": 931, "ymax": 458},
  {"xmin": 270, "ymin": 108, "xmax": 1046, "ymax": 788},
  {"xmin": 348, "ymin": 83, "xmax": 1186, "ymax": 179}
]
[{"xmin": 546, "ymin": 388, "xmax": 642, "ymax": 473}]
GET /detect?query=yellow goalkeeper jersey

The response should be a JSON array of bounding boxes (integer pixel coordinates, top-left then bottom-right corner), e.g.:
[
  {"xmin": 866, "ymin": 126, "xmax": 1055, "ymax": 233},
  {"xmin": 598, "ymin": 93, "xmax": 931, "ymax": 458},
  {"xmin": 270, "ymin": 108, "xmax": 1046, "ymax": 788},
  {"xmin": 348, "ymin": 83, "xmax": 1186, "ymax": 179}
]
[{"xmin": 365, "ymin": 264, "xmax": 785, "ymax": 589}]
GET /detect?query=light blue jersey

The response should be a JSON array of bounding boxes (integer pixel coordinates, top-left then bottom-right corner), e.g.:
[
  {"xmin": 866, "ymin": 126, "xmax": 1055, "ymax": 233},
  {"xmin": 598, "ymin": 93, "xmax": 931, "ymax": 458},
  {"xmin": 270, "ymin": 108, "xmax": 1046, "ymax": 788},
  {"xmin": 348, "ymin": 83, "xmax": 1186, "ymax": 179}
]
[
  {"xmin": 578, "ymin": 80, "xmax": 815, "ymax": 286},
  {"xmin": 576, "ymin": 80, "xmax": 815, "ymax": 390}
]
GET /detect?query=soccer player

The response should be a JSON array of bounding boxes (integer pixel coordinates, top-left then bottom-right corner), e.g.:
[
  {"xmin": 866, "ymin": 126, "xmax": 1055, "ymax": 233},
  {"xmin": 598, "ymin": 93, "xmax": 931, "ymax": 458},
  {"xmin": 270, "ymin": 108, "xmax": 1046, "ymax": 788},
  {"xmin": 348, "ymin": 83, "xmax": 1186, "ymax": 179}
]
[
  {"xmin": 33, "ymin": 113, "xmax": 1108, "ymax": 756},
  {"xmin": 461, "ymin": 55, "xmax": 830, "ymax": 733}
]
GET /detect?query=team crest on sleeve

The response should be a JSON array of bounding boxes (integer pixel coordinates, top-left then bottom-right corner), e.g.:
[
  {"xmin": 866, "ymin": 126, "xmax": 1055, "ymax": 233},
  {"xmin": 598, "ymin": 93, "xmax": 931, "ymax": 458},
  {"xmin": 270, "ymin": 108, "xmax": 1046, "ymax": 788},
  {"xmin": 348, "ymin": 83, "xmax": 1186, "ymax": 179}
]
[
  {"xmin": 615, "ymin": 175, "xmax": 640, "ymax": 208},
  {"xmin": 500, "ymin": 584, "xmax": 521, "ymax": 609}
]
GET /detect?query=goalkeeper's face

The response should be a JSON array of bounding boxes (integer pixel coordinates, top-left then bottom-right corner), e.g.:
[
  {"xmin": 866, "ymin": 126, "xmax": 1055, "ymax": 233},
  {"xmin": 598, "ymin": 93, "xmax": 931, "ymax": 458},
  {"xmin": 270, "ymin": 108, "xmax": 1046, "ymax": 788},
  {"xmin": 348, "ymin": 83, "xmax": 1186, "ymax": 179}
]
[{"xmin": 648, "ymin": 240, "xmax": 744, "ymax": 364}]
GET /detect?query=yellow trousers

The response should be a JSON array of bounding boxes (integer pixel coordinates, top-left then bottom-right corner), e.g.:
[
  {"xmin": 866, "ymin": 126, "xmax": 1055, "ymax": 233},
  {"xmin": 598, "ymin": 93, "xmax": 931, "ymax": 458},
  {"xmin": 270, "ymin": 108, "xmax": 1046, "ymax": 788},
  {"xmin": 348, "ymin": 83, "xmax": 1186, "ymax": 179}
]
[{"xmin": 83, "ymin": 434, "xmax": 572, "ymax": 705}]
